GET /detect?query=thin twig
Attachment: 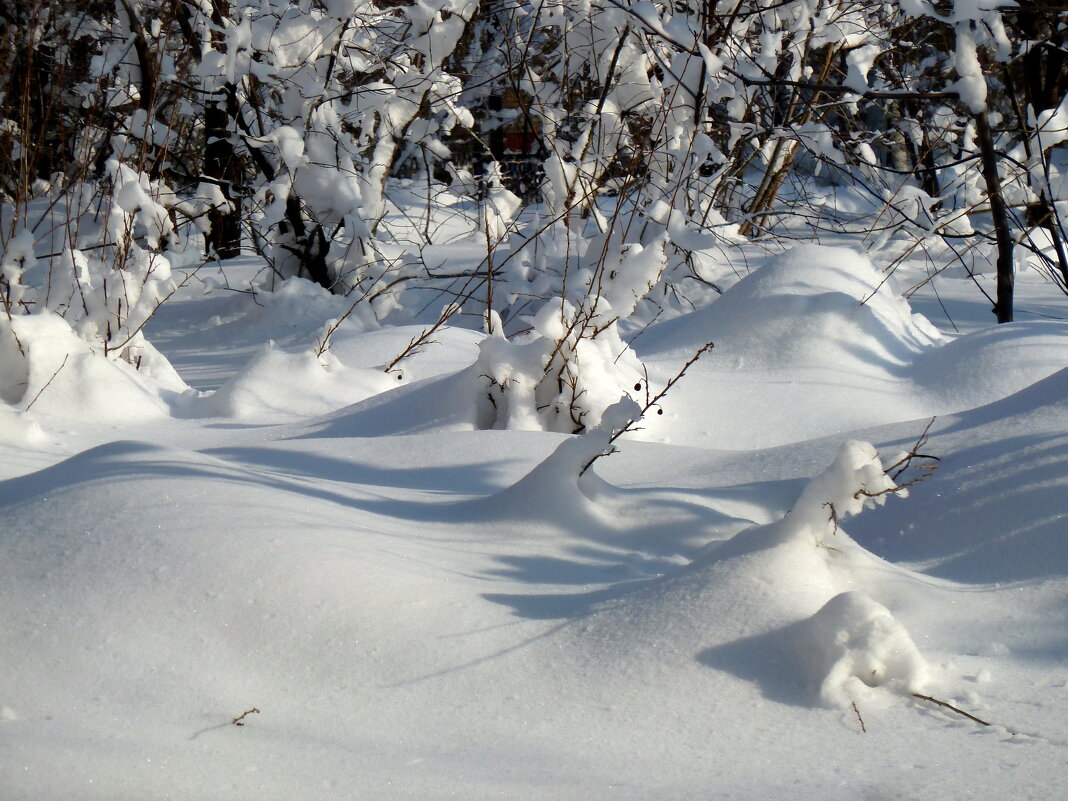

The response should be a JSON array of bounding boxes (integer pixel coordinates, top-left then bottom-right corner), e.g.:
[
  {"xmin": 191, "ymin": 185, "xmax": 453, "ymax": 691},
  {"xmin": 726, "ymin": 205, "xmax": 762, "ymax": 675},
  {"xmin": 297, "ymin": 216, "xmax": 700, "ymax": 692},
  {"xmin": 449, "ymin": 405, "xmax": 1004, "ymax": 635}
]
[
  {"xmin": 886, "ymin": 418, "xmax": 939, "ymax": 481},
  {"xmin": 853, "ymin": 419, "xmax": 941, "ymax": 502},
  {"xmin": 315, "ymin": 299, "xmax": 361, "ymax": 357},
  {"xmin": 912, "ymin": 693, "xmax": 990, "ymax": 726},
  {"xmin": 23, "ymin": 354, "xmax": 69, "ymax": 411},
  {"xmin": 383, "ymin": 302, "xmax": 461, "ymax": 374},
  {"xmin": 580, "ymin": 341, "xmax": 713, "ymax": 476},
  {"xmin": 852, "ymin": 700, "xmax": 867, "ymax": 733},
  {"xmin": 232, "ymin": 708, "xmax": 260, "ymax": 726},
  {"xmin": 825, "ymin": 501, "xmax": 840, "ymax": 535}
]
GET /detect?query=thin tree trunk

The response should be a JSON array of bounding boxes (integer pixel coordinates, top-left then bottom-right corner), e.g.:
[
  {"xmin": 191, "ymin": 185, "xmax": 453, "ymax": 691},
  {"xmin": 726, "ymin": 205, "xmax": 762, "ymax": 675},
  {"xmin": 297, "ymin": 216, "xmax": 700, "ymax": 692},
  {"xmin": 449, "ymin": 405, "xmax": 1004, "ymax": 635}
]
[
  {"xmin": 974, "ymin": 111, "xmax": 1014, "ymax": 323},
  {"xmin": 204, "ymin": 0, "xmax": 241, "ymax": 258},
  {"xmin": 204, "ymin": 84, "xmax": 242, "ymax": 258}
]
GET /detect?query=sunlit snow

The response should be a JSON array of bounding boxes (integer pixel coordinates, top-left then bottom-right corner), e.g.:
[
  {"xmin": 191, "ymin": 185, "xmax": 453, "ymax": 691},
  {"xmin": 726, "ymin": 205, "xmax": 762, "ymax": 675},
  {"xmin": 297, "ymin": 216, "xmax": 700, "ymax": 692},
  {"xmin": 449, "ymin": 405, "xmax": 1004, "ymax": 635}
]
[{"xmin": 2, "ymin": 211, "xmax": 1068, "ymax": 800}]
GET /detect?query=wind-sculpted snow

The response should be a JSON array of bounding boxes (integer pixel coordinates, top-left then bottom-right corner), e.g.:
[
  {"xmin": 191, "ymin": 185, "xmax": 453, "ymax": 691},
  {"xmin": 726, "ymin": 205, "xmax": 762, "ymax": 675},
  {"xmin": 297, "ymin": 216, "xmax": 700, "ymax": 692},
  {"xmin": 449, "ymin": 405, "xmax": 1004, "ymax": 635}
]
[
  {"xmin": 912, "ymin": 321, "xmax": 1068, "ymax": 412},
  {"xmin": 3, "ymin": 243, "xmax": 1068, "ymax": 799},
  {"xmin": 844, "ymin": 367, "xmax": 1068, "ymax": 583},
  {"xmin": 639, "ymin": 244, "xmax": 944, "ymax": 366},
  {"xmin": 290, "ymin": 367, "xmax": 480, "ymax": 438},
  {"xmin": 636, "ymin": 245, "xmax": 1068, "ymax": 449},
  {"xmin": 544, "ymin": 441, "xmax": 933, "ymax": 707}
]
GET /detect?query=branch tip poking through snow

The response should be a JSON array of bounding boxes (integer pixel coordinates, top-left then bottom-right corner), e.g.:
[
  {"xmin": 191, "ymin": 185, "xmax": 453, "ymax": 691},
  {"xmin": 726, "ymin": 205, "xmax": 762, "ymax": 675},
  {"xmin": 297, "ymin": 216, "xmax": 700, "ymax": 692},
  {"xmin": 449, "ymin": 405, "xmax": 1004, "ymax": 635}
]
[
  {"xmin": 790, "ymin": 440, "xmax": 898, "ymax": 530},
  {"xmin": 787, "ymin": 442, "xmax": 931, "ymax": 707}
]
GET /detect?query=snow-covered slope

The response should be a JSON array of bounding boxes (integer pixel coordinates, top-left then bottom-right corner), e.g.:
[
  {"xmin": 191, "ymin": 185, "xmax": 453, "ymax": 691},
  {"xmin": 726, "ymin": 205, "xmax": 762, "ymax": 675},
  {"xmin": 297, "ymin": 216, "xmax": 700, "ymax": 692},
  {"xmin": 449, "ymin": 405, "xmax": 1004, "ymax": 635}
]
[{"xmin": 2, "ymin": 243, "xmax": 1068, "ymax": 800}]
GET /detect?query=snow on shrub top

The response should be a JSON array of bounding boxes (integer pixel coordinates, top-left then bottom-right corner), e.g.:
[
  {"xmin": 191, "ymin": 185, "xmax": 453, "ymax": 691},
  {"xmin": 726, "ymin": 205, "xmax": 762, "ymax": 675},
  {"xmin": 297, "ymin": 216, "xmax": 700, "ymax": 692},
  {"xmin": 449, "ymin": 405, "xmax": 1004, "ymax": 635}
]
[
  {"xmin": 474, "ymin": 302, "xmax": 644, "ymax": 434},
  {"xmin": 1, "ymin": 312, "xmax": 186, "ymax": 424},
  {"xmin": 791, "ymin": 440, "xmax": 898, "ymax": 524},
  {"xmin": 550, "ymin": 437, "xmax": 933, "ymax": 711}
]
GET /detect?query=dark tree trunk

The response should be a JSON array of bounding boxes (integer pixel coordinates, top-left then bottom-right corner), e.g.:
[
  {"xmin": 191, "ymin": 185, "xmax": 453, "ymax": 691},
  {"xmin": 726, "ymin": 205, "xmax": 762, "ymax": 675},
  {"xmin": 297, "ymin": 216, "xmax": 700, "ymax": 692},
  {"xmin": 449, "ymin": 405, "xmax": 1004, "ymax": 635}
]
[
  {"xmin": 1011, "ymin": 3, "xmax": 1068, "ymax": 288},
  {"xmin": 204, "ymin": 0, "xmax": 242, "ymax": 258},
  {"xmin": 974, "ymin": 112, "xmax": 1014, "ymax": 323},
  {"xmin": 204, "ymin": 84, "xmax": 242, "ymax": 259}
]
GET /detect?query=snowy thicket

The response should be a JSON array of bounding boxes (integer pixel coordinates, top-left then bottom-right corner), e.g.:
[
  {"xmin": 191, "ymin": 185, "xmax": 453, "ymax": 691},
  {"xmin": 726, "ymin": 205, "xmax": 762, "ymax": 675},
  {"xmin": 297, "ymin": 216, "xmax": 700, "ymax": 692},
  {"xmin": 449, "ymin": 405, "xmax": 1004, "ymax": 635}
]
[
  {"xmin": 2, "ymin": 6, "xmax": 1068, "ymax": 796},
  {"xmin": 3, "ymin": 0, "xmax": 1066, "ymax": 340},
  {"xmin": 4, "ymin": 0, "xmax": 1063, "ymax": 426}
]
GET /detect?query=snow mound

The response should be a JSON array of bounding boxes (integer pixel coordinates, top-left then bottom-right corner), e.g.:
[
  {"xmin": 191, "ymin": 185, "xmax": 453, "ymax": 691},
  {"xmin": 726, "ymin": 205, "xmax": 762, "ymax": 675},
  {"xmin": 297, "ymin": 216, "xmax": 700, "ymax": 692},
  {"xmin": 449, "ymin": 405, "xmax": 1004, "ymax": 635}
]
[
  {"xmin": 699, "ymin": 440, "xmax": 897, "ymax": 569},
  {"xmin": 939, "ymin": 362, "xmax": 1068, "ymax": 431},
  {"xmin": 0, "ymin": 439, "xmax": 486, "ymax": 754},
  {"xmin": 477, "ymin": 397, "xmax": 640, "ymax": 521},
  {"xmin": 176, "ymin": 342, "xmax": 401, "ymax": 421},
  {"xmin": 640, "ymin": 244, "xmax": 943, "ymax": 369},
  {"xmin": 0, "ymin": 403, "xmax": 45, "ymax": 445},
  {"xmin": 913, "ymin": 320, "xmax": 1068, "ymax": 413},
  {"xmin": 792, "ymin": 591, "xmax": 929, "ymax": 708},
  {"xmin": 326, "ymin": 324, "xmax": 484, "ymax": 379},
  {"xmin": 793, "ymin": 438, "xmax": 897, "ymax": 521},
  {"xmin": 847, "ymin": 370, "xmax": 1068, "ymax": 582},
  {"xmin": 1, "ymin": 312, "xmax": 187, "ymax": 425},
  {"xmin": 633, "ymin": 245, "xmax": 942, "ymax": 448},
  {"xmin": 557, "ymin": 440, "xmax": 932, "ymax": 710},
  {"xmin": 292, "ymin": 366, "xmax": 480, "ymax": 438}
]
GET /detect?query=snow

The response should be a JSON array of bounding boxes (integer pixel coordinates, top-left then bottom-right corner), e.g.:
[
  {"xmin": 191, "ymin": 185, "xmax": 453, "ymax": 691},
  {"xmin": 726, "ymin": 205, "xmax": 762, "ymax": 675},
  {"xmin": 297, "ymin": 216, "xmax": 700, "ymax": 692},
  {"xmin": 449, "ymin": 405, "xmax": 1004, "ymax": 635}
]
[
  {"xmin": 4, "ymin": 222, "xmax": 1068, "ymax": 800},
  {"xmin": 951, "ymin": 27, "xmax": 988, "ymax": 113}
]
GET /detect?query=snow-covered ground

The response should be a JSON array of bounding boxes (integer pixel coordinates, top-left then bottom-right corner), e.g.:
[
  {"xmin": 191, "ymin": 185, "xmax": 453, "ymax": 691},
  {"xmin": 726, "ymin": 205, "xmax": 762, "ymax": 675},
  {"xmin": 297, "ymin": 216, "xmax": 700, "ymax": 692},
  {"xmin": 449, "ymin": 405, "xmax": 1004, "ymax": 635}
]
[{"xmin": 3, "ymin": 207, "xmax": 1068, "ymax": 799}]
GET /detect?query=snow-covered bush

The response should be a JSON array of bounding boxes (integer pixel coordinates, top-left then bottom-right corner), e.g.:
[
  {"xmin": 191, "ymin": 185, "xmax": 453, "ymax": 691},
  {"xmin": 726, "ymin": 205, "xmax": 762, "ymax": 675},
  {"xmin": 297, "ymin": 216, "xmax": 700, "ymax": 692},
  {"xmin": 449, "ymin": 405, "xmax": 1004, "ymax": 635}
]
[
  {"xmin": 475, "ymin": 304, "xmax": 644, "ymax": 434},
  {"xmin": 796, "ymin": 590, "xmax": 929, "ymax": 708},
  {"xmin": 470, "ymin": 0, "xmax": 1063, "ymax": 323},
  {"xmin": 196, "ymin": 0, "xmax": 482, "ymax": 305},
  {"xmin": 780, "ymin": 441, "xmax": 932, "ymax": 706},
  {"xmin": 0, "ymin": 1, "xmax": 207, "ymax": 409},
  {"xmin": 692, "ymin": 439, "xmax": 933, "ymax": 708},
  {"xmin": 2, "ymin": 0, "xmax": 1066, "ymax": 376}
]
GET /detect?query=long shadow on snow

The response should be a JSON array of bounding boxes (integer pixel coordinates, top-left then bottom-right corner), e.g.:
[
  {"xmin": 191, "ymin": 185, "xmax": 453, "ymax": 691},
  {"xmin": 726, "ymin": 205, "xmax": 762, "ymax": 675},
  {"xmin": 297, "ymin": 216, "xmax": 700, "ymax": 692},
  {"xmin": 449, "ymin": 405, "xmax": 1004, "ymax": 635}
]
[
  {"xmin": 475, "ymin": 476, "xmax": 802, "ymax": 620},
  {"xmin": 475, "ymin": 475, "xmax": 806, "ymax": 584},
  {"xmin": 931, "ymin": 363, "xmax": 1068, "ymax": 431},
  {"xmin": 696, "ymin": 621, "xmax": 814, "ymax": 708},
  {"xmin": 1, "ymin": 441, "xmax": 819, "ymax": 638},
  {"xmin": 196, "ymin": 446, "xmax": 788, "ymax": 554},
  {"xmin": 847, "ymin": 432, "xmax": 1068, "ymax": 582},
  {"xmin": 0, "ymin": 440, "xmax": 506, "ymax": 531},
  {"xmin": 203, "ymin": 445, "xmax": 511, "ymax": 496},
  {"xmin": 483, "ymin": 579, "xmax": 658, "ymax": 621},
  {"xmin": 201, "ymin": 444, "xmax": 793, "ymax": 622},
  {"xmin": 462, "ymin": 471, "xmax": 805, "ymax": 621},
  {"xmin": 484, "ymin": 548, "xmax": 673, "ymax": 586},
  {"xmin": 0, "ymin": 441, "xmax": 241, "ymax": 504},
  {"xmin": 0, "ymin": 440, "xmax": 772, "ymax": 569},
  {"xmin": 0, "ymin": 446, "xmax": 734, "ymax": 632}
]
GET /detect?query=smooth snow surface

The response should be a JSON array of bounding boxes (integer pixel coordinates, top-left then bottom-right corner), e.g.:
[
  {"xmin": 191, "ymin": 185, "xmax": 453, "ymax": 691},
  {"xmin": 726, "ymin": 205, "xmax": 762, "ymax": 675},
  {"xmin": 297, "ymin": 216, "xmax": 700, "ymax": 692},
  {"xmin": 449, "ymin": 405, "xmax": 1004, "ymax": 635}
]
[
  {"xmin": 3, "ymin": 242, "xmax": 1068, "ymax": 800},
  {"xmin": 636, "ymin": 245, "xmax": 1068, "ymax": 448}
]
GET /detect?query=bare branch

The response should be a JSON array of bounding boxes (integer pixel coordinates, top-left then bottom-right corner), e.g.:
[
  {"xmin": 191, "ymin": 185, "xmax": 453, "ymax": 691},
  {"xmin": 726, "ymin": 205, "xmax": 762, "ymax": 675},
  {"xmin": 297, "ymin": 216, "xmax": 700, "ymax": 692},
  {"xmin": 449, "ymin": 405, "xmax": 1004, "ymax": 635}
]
[
  {"xmin": 912, "ymin": 694, "xmax": 991, "ymax": 727},
  {"xmin": 580, "ymin": 342, "xmax": 714, "ymax": 476}
]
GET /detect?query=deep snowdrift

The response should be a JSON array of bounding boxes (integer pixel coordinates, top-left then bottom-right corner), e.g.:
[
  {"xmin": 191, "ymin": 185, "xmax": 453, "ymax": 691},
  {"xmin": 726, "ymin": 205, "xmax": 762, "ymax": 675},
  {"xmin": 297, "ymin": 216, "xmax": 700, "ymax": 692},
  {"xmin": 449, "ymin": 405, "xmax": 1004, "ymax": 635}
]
[
  {"xmin": 2, "ymin": 243, "xmax": 1068, "ymax": 800},
  {"xmin": 636, "ymin": 245, "xmax": 1068, "ymax": 449}
]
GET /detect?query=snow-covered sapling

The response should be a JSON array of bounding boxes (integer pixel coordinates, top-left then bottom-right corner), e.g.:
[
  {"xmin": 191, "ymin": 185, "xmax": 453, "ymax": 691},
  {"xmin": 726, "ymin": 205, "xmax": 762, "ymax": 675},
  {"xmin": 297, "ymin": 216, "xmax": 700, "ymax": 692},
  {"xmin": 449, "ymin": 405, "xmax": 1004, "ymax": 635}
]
[{"xmin": 579, "ymin": 341, "xmax": 714, "ymax": 474}]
